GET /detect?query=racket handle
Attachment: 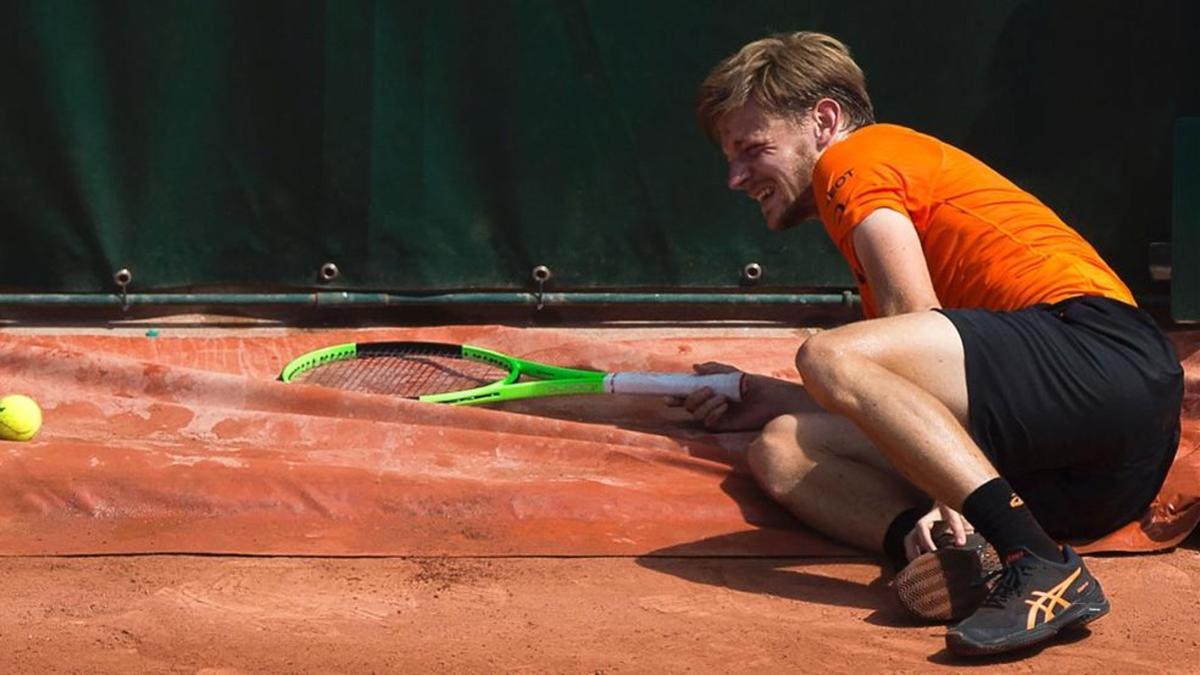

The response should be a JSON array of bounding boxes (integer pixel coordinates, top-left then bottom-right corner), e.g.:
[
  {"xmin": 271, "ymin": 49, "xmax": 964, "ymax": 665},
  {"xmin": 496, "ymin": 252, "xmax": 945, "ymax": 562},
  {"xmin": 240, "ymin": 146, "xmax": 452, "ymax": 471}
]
[{"xmin": 604, "ymin": 372, "xmax": 744, "ymax": 402}]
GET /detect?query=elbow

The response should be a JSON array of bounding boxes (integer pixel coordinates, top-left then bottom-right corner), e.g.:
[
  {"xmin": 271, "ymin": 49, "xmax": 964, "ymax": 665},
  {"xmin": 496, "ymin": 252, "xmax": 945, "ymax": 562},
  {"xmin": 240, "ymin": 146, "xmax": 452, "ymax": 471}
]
[
  {"xmin": 878, "ymin": 302, "xmax": 942, "ymax": 317},
  {"xmin": 880, "ymin": 294, "xmax": 942, "ymax": 317}
]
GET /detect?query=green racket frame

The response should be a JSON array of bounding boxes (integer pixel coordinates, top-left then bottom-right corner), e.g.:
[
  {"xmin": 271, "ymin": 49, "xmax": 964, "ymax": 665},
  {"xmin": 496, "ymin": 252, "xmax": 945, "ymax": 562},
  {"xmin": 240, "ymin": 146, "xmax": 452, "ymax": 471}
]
[{"xmin": 279, "ymin": 342, "xmax": 609, "ymax": 405}]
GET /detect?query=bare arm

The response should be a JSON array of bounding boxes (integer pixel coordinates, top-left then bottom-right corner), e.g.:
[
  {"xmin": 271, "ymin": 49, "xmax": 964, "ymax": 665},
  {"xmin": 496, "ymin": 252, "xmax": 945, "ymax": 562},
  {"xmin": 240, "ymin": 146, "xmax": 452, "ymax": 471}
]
[
  {"xmin": 851, "ymin": 207, "xmax": 941, "ymax": 316},
  {"xmin": 672, "ymin": 208, "xmax": 939, "ymax": 430}
]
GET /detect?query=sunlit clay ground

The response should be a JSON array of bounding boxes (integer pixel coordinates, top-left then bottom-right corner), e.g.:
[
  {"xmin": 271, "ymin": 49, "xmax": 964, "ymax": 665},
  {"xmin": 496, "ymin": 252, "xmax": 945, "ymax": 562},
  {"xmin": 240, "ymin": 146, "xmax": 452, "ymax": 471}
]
[{"xmin": 1, "ymin": 323, "xmax": 1196, "ymax": 672}]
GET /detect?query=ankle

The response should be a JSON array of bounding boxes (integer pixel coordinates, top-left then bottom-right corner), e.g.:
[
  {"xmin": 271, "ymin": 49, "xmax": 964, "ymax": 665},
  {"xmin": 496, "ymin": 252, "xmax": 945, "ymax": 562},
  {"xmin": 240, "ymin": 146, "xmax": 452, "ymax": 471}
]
[{"xmin": 962, "ymin": 478, "xmax": 1060, "ymax": 562}]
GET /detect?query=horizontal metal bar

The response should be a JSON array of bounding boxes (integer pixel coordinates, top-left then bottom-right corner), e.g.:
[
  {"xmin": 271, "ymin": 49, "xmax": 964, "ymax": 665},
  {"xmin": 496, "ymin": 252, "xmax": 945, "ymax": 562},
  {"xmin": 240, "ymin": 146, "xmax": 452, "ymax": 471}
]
[{"xmin": 0, "ymin": 291, "xmax": 859, "ymax": 307}]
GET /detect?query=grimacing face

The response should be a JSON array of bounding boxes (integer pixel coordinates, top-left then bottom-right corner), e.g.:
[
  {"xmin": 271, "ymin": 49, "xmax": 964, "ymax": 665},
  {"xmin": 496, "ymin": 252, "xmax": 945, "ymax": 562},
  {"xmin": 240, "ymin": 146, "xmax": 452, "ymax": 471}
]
[{"xmin": 717, "ymin": 102, "xmax": 821, "ymax": 231}]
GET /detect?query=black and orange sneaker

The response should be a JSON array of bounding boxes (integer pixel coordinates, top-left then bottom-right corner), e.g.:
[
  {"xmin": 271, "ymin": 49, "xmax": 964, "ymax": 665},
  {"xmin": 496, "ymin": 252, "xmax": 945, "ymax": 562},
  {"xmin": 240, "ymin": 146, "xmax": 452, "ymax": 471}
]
[
  {"xmin": 945, "ymin": 545, "xmax": 1109, "ymax": 656},
  {"xmin": 892, "ymin": 532, "xmax": 1001, "ymax": 622}
]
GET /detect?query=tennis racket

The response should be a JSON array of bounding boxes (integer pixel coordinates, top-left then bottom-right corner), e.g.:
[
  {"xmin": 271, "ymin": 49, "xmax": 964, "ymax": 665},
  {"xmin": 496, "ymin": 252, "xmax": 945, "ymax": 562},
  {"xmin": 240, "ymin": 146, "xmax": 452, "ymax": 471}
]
[{"xmin": 278, "ymin": 341, "xmax": 744, "ymax": 406}]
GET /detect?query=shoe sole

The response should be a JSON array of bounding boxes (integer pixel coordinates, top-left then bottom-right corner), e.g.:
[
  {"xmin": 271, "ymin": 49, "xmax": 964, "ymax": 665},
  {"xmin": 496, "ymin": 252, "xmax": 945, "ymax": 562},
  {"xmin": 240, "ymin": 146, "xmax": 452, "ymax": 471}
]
[
  {"xmin": 893, "ymin": 538, "xmax": 1001, "ymax": 622},
  {"xmin": 945, "ymin": 589, "xmax": 1111, "ymax": 656}
]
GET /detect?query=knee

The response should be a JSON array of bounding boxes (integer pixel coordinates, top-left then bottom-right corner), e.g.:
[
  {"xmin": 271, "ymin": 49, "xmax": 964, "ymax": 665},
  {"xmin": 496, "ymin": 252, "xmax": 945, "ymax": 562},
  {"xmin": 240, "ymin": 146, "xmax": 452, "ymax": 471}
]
[
  {"xmin": 794, "ymin": 332, "xmax": 856, "ymax": 411},
  {"xmin": 747, "ymin": 415, "xmax": 811, "ymax": 500}
]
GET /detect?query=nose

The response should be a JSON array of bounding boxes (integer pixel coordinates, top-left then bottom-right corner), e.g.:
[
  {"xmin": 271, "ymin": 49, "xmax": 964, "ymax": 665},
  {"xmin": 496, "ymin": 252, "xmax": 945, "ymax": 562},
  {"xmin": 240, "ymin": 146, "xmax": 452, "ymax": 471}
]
[{"xmin": 727, "ymin": 161, "xmax": 751, "ymax": 191}]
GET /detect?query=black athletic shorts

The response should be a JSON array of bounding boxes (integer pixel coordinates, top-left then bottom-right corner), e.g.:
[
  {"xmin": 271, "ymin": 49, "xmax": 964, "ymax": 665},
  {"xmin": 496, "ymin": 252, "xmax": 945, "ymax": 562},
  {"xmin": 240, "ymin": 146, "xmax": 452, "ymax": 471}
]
[{"xmin": 937, "ymin": 296, "xmax": 1183, "ymax": 541}]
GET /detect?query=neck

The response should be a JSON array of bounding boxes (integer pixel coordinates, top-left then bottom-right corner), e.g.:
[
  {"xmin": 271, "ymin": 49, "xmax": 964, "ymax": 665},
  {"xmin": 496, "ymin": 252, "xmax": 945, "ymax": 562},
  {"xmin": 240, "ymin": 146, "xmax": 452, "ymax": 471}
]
[{"xmin": 816, "ymin": 126, "xmax": 853, "ymax": 162}]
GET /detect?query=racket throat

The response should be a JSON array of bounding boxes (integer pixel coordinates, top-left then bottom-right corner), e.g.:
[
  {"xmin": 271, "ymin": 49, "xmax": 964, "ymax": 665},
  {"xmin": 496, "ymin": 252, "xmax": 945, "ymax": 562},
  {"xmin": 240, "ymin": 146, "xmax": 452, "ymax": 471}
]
[{"xmin": 422, "ymin": 378, "xmax": 607, "ymax": 405}]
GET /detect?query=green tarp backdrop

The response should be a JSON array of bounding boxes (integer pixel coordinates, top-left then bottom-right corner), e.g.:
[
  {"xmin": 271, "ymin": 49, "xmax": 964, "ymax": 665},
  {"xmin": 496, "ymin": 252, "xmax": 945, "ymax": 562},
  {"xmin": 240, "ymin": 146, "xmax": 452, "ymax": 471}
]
[{"xmin": 0, "ymin": 1, "xmax": 1195, "ymax": 299}]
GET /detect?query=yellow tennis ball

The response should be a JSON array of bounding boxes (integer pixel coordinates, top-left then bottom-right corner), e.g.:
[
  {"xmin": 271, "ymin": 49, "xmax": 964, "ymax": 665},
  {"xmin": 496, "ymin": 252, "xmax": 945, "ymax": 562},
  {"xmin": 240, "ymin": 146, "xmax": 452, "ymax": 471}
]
[{"xmin": 0, "ymin": 394, "xmax": 43, "ymax": 441}]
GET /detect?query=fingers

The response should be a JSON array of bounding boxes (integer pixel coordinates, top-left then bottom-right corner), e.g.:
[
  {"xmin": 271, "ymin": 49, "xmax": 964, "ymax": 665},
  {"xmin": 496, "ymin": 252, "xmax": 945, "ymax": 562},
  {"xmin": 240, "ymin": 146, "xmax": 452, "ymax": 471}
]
[
  {"xmin": 666, "ymin": 364, "xmax": 745, "ymax": 428},
  {"xmin": 690, "ymin": 389, "xmax": 728, "ymax": 426},
  {"xmin": 692, "ymin": 361, "xmax": 740, "ymax": 375},
  {"xmin": 666, "ymin": 362, "xmax": 739, "ymax": 410},
  {"xmin": 947, "ymin": 514, "xmax": 967, "ymax": 547},
  {"xmin": 903, "ymin": 529, "xmax": 922, "ymax": 562},
  {"xmin": 959, "ymin": 514, "xmax": 975, "ymax": 535},
  {"xmin": 948, "ymin": 517, "xmax": 967, "ymax": 547},
  {"xmin": 701, "ymin": 398, "xmax": 729, "ymax": 428},
  {"xmin": 665, "ymin": 384, "xmax": 732, "ymax": 429},
  {"xmin": 903, "ymin": 504, "xmax": 943, "ymax": 561},
  {"xmin": 683, "ymin": 386, "xmax": 714, "ymax": 411},
  {"xmin": 901, "ymin": 503, "xmax": 978, "ymax": 564},
  {"xmin": 663, "ymin": 387, "xmax": 719, "ymax": 411},
  {"xmin": 938, "ymin": 504, "xmax": 969, "ymax": 546},
  {"xmin": 915, "ymin": 519, "xmax": 937, "ymax": 556},
  {"xmin": 904, "ymin": 526, "xmax": 935, "ymax": 563}
]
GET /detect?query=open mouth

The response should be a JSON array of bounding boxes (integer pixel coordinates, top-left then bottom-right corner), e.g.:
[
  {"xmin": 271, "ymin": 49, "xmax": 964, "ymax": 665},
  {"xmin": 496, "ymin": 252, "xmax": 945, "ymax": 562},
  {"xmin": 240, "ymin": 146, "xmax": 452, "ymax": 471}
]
[{"xmin": 752, "ymin": 185, "xmax": 775, "ymax": 204}]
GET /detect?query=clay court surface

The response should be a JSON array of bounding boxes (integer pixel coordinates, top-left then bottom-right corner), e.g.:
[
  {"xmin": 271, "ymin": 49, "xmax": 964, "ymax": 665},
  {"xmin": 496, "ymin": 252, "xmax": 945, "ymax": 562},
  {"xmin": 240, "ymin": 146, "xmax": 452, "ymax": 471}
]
[
  {"xmin": 1, "ymin": 323, "xmax": 1198, "ymax": 672},
  {"xmin": 2, "ymin": 544, "xmax": 1199, "ymax": 673}
]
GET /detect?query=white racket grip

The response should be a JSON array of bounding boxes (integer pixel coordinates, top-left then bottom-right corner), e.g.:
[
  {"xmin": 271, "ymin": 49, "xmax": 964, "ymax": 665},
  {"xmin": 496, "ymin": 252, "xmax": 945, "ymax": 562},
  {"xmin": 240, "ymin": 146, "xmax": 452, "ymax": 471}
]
[{"xmin": 603, "ymin": 372, "xmax": 744, "ymax": 402}]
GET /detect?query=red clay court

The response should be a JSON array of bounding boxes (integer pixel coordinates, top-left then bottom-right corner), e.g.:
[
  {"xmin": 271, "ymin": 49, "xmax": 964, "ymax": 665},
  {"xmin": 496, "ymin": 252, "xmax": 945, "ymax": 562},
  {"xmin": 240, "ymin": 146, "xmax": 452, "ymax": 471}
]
[{"xmin": 1, "ymin": 324, "xmax": 1196, "ymax": 672}]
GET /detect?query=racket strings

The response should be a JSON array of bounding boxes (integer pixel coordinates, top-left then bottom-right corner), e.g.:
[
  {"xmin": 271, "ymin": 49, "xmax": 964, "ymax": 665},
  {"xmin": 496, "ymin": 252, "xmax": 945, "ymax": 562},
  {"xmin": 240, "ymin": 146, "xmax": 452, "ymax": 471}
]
[{"xmin": 293, "ymin": 349, "xmax": 509, "ymax": 397}]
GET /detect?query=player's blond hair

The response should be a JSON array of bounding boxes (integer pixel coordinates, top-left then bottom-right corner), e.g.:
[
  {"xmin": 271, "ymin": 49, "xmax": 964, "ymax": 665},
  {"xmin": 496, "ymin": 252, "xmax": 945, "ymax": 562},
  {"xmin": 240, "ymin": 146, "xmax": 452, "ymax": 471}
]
[{"xmin": 696, "ymin": 32, "xmax": 875, "ymax": 142}]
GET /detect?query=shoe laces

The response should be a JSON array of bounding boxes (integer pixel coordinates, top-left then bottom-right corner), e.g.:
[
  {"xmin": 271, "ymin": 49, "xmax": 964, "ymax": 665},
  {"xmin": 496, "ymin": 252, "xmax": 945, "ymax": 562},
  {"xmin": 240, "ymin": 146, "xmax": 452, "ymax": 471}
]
[{"xmin": 979, "ymin": 559, "xmax": 1034, "ymax": 609}]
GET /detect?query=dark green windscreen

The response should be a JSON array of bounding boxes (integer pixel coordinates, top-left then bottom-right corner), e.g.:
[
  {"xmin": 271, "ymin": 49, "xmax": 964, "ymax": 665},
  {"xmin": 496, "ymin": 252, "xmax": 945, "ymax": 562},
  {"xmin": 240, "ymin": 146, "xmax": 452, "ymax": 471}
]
[
  {"xmin": 1174, "ymin": 119, "xmax": 1200, "ymax": 322},
  {"xmin": 0, "ymin": 1, "xmax": 1195, "ymax": 297}
]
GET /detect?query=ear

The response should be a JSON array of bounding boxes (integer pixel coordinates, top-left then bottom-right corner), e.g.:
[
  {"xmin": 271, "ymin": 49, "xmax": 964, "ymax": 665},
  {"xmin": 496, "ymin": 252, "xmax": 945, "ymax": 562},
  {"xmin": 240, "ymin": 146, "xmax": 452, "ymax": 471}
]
[{"xmin": 811, "ymin": 98, "xmax": 843, "ymax": 149}]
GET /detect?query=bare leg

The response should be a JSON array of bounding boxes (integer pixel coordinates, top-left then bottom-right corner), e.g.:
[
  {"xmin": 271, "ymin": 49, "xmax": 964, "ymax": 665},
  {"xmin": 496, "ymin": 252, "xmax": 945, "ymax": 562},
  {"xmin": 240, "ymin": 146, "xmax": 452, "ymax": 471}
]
[
  {"xmin": 748, "ymin": 411, "xmax": 927, "ymax": 553},
  {"xmin": 794, "ymin": 312, "xmax": 997, "ymax": 510}
]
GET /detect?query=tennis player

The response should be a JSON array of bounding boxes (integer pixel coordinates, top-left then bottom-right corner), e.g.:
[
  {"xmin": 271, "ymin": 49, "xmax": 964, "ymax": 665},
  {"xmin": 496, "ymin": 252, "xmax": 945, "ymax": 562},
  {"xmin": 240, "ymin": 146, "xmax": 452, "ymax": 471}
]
[{"xmin": 681, "ymin": 31, "xmax": 1183, "ymax": 655}]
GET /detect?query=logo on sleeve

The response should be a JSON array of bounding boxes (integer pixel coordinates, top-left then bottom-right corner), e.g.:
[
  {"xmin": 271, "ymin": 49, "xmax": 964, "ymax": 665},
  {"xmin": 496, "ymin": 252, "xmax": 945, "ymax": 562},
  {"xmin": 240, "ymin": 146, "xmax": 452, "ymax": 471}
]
[{"xmin": 825, "ymin": 168, "xmax": 854, "ymax": 205}]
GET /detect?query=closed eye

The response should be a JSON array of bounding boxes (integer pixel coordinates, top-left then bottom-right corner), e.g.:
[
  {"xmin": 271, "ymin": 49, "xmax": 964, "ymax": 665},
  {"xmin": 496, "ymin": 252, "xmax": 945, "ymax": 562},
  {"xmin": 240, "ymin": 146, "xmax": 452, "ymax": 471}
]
[
  {"xmin": 723, "ymin": 141, "xmax": 768, "ymax": 164},
  {"xmin": 742, "ymin": 143, "xmax": 767, "ymax": 159}
]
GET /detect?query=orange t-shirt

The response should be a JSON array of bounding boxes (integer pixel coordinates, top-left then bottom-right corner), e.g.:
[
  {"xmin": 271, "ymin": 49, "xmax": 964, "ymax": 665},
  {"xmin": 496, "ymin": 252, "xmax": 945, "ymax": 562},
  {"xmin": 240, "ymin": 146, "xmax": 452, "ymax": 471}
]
[{"xmin": 812, "ymin": 124, "xmax": 1134, "ymax": 319}]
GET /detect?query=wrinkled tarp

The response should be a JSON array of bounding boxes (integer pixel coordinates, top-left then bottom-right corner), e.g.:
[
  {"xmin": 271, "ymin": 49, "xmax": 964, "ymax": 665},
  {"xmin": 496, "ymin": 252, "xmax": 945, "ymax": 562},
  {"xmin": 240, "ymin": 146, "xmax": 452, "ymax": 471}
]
[{"xmin": 0, "ymin": 325, "xmax": 1196, "ymax": 557}]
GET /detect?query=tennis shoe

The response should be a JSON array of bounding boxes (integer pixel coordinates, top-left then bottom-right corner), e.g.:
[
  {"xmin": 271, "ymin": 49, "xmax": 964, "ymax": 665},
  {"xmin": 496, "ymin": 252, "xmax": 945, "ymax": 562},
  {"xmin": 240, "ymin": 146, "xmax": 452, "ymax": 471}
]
[
  {"xmin": 892, "ymin": 531, "xmax": 1001, "ymax": 622},
  {"xmin": 945, "ymin": 545, "xmax": 1109, "ymax": 656}
]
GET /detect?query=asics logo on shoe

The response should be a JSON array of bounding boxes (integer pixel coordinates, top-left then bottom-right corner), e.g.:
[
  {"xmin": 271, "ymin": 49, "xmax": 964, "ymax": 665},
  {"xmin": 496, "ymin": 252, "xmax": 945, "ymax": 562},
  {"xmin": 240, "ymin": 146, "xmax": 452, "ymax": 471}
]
[{"xmin": 1023, "ymin": 567, "xmax": 1081, "ymax": 630}]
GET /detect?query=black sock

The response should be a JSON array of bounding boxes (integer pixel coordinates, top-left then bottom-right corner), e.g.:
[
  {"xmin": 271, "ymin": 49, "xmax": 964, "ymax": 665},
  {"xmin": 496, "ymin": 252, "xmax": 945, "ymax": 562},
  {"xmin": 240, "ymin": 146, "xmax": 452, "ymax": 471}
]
[
  {"xmin": 882, "ymin": 505, "xmax": 930, "ymax": 571},
  {"xmin": 961, "ymin": 478, "xmax": 1061, "ymax": 563}
]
